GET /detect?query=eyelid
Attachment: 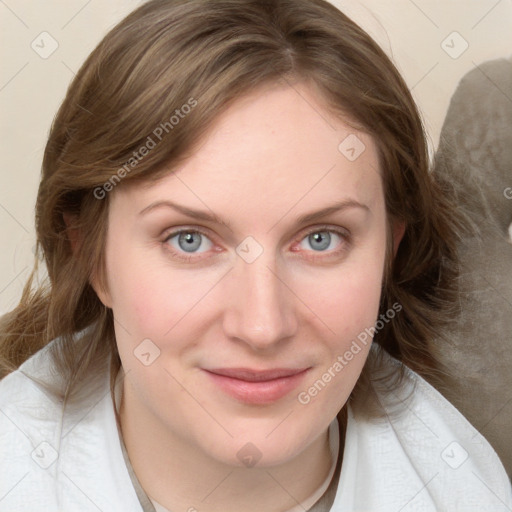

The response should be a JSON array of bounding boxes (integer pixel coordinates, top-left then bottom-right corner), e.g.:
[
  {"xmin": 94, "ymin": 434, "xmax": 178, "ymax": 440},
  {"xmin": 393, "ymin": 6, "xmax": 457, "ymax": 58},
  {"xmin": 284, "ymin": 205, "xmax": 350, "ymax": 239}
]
[
  {"xmin": 295, "ymin": 224, "xmax": 350, "ymax": 243},
  {"xmin": 162, "ymin": 225, "xmax": 213, "ymax": 243},
  {"xmin": 162, "ymin": 224, "xmax": 349, "ymax": 244},
  {"xmin": 161, "ymin": 226, "xmax": 221, "ymax": 261},
  {"xmin": 160, "ymin": 223, "xmax": 350, "ymax": 262},
  {"xmin": 289, "ymin": 224, "xmax": 351, "ymax": 256}
]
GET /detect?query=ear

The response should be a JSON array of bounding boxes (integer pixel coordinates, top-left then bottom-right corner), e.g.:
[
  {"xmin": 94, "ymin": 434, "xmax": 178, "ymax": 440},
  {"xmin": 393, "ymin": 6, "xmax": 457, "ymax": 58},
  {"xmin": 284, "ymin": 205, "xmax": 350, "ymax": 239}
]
[
  {"xmin": 63, "ymin": 211, "xmax": 112, "ymax": 308},
  {"xmin": 90, "ymin": 270, "xmax": 113, "ymax": 309},
  {"xmin": 392, "ymin": 220, "xmax": 406, "ymax": 257}
]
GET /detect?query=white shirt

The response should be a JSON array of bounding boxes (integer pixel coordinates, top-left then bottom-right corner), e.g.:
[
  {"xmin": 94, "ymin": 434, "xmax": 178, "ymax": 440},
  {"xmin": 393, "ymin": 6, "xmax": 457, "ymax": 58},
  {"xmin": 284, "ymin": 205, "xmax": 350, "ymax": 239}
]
[{"xmin": 0, "ymin": 338, "xmax": 510, "ymax": 511}]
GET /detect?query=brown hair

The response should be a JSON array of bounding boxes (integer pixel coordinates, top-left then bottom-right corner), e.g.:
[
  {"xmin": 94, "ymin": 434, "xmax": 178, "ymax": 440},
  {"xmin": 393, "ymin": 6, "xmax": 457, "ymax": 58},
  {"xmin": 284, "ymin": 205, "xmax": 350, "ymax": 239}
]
[{"xmin": 0, "ymin": 0, "xmax": 462, "ymax": 412}]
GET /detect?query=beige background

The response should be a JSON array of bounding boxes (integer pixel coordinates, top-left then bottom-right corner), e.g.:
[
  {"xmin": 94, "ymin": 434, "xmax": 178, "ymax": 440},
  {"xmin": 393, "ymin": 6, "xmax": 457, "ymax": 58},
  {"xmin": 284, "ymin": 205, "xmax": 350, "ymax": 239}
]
[{"xmin": 1, "ymin": 0, "xmax": 511, "ymax": 314}]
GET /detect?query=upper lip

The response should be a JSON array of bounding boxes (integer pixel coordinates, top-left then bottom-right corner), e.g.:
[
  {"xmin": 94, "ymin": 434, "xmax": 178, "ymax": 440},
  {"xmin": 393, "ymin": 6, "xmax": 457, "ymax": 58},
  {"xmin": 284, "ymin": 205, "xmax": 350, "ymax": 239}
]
[{"xmin": 205, "ymin": 367, "xmax": 309, "ymax": 382}]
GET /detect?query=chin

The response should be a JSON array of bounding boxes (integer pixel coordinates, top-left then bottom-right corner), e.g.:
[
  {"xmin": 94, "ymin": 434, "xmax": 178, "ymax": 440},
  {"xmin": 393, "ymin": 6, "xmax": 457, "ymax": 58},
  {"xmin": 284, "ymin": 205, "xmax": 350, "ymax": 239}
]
[{"xmin": 195, "ymin": 417, "xmax": 323, "ymax": 469}]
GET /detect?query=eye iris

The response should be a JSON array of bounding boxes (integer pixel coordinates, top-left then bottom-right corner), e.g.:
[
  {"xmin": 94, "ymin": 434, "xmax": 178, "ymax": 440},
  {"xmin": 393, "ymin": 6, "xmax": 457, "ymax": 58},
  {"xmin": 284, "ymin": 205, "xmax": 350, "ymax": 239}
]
[
  {"xmin": 178, "ymin": 232, "xmax": 202, "ymax": 252},
  {"xmin": 309, "ymin": 231, "xmax": 331, "ymax": 251}
]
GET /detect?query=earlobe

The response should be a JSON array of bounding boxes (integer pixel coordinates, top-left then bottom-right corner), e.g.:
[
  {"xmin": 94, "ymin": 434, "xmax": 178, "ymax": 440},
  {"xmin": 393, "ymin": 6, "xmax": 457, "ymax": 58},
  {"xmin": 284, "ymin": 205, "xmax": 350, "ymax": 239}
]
[
  {"xmin": 64, "ymin": 211, "xmax": 112, "ymax": 308},
  {"xmin": 90, "ymin": 279, "xmax": 111, "ymax": 308},
  {"xmin": 90, "ymin": 272, "xmax": 112, "ymax": 309},
  {"xmin": 392, "ymin": 221, "xmax": 406, "ymax": 257}
]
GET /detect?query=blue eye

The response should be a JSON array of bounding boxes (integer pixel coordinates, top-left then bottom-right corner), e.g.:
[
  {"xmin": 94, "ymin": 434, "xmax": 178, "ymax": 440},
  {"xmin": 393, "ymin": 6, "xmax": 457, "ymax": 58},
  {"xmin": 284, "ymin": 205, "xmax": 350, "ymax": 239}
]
[
  {"xmin": 299, "ymin": 230, "xmax": 342, "ymax": 252},
  {"xmin": 166, "ymin": 231, "xmax": 213, "ymax": 253}
]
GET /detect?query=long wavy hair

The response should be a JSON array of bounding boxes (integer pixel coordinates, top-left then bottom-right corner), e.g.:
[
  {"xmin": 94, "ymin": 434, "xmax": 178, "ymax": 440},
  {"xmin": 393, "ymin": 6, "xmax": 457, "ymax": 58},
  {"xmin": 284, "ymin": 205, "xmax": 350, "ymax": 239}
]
[{"xmin": 0, "ymin": 0, "xmax": 462, "ymax": 418}]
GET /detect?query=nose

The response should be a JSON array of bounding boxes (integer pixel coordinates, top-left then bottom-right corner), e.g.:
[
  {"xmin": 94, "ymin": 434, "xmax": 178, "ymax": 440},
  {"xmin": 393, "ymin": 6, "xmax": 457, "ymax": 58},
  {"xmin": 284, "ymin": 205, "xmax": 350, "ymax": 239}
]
[{"xmin": 222, "ymin": 255, "xmax": 298, "ymax": 351}]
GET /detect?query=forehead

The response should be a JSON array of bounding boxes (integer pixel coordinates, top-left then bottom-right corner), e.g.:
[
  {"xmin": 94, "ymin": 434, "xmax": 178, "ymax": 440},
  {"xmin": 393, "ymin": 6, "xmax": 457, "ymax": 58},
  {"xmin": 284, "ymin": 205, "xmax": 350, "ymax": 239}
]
[{"xmin": 114, "ymin": 82, "xmax": 383, "ymax": 225}]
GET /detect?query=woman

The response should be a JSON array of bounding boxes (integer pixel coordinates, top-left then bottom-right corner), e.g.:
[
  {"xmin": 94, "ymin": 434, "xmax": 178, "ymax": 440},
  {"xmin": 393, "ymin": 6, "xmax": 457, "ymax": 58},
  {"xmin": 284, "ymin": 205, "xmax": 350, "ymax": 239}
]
[{"xmin": 0, "ymin": 0, "xmax": 510, "ymax": 510}]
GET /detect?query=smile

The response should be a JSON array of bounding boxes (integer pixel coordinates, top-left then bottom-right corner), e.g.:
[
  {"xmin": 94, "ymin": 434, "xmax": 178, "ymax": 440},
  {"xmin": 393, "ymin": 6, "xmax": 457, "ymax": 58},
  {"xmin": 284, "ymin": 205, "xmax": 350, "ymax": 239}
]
[{"xmin": 203, "ymin": 367, "xmax": 311, "ymax": 404}]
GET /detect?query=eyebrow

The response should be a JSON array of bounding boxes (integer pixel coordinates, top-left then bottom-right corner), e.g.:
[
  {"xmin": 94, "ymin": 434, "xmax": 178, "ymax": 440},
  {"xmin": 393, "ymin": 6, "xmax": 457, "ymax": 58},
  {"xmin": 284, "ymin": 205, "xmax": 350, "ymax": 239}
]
[
  {"xmin": 138, "ymin": 199, "xmax": 369, "ymax": 229},
  {"xmin": 139, "ymin": 200, "xmax": 230, "ymax": 228},
  {"xmin": 295, "ymin": 199, "xmax": 370, "ymax": 225}
]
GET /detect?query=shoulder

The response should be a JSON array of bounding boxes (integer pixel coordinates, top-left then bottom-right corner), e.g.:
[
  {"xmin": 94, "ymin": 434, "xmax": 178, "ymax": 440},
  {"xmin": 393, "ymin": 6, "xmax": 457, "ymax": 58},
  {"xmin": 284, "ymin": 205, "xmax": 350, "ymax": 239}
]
[
  {"xmin": 0, "ymin": 339, "xmax": 66, "ymax": 510},
  {"xmin": 331, "ymin": 344, "xmax": 512, "ymax": 512},
  {"xmin": 0, "ymin": 337, "xmax": 141, "ymax": 511}
]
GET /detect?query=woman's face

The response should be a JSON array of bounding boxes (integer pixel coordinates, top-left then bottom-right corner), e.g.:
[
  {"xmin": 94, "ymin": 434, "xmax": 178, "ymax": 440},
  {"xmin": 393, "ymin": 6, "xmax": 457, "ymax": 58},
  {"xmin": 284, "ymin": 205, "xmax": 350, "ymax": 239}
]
[{"xmin": 98, "ymin": 82, "xmax": 393, "ymax": 467}]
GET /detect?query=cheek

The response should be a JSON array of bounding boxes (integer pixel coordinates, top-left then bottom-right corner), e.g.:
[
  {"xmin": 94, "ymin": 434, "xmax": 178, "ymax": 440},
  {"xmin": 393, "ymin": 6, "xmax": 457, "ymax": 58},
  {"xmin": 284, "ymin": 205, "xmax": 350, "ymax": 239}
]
[
  {"xmin": 105, "ymin": 237, "xmax": 168, "ymax": 322},
  {"xmin": 102, "ymin": 236, "xmax": 173, "ymax": 351},
  {"xmin": 108, "ymin": 260, "xmax": 166, "ymax": 332},
  {"xmin": 105, "ymin": 244, "xmax": 223, "ymax": 349},
  {"xmin": 300, "ymin": 248, "xmax": 386, "ymax": 343},
  {"xmin": 297, "ymin": 263, "xmax": 384, "ymax": 409}
]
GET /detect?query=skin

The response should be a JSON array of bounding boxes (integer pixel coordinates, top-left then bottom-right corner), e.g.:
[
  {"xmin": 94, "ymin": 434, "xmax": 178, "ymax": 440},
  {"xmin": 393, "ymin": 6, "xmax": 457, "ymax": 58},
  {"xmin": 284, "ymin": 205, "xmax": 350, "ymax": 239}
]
[{"xmin": 93, "ymin": 81, "xmax": 403, "ymax": 512}]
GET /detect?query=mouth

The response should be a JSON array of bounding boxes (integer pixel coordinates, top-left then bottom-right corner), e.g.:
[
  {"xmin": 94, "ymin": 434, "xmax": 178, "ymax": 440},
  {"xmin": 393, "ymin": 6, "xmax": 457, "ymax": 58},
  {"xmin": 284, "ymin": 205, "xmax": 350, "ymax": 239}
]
[{"xmin": 203, "ymin": 367, "xmax": 311, "ymax": 404}]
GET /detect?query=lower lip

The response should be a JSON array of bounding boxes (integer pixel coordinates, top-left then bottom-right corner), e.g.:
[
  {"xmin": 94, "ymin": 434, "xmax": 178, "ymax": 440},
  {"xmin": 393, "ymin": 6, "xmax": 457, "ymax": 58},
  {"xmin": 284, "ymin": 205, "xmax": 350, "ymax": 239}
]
[{"xmin": 204, "ymin": 369, "xmax": 310, "ymax": 405}]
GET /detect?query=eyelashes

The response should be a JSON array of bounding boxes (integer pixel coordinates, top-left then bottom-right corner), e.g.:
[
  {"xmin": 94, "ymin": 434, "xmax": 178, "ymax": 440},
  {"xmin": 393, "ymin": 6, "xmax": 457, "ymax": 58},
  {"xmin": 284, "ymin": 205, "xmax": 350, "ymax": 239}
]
[
  {"xmin": 290, "ymin": 226, "xmax": 351, "ymax": 262},
  {"xmin": 162, "ymin": 225, "xmax": 351, "ymax": 263},
  {"xmin": 165, "ymin": 229, "xmax": 213, "ymax": 255},
  {"xmin": 295, "ymin": 230, "xmax": 345, "ymax": 252}
]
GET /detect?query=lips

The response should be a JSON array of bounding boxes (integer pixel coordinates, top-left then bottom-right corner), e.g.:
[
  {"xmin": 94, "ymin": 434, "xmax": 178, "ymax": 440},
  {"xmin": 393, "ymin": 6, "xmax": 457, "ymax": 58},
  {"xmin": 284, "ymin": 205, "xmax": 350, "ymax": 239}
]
[{"xmin": 203, "ymin": 367, "xmax": 310, "ymax": 404}]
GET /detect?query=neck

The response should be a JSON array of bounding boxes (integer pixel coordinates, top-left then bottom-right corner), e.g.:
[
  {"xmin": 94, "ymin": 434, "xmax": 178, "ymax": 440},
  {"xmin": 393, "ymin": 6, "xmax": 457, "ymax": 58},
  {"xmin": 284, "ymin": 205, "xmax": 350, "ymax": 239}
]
[{"xmin": 118, "ymin": 388, "xmax": 342, "ymax": 512}]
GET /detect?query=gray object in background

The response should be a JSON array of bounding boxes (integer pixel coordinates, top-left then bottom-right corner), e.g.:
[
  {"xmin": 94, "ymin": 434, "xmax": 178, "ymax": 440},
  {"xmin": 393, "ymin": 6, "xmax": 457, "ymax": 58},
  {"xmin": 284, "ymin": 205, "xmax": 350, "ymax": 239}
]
[{"xmin": 433, "ymin": 57, "xmax": 512, "ymax": 478}]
